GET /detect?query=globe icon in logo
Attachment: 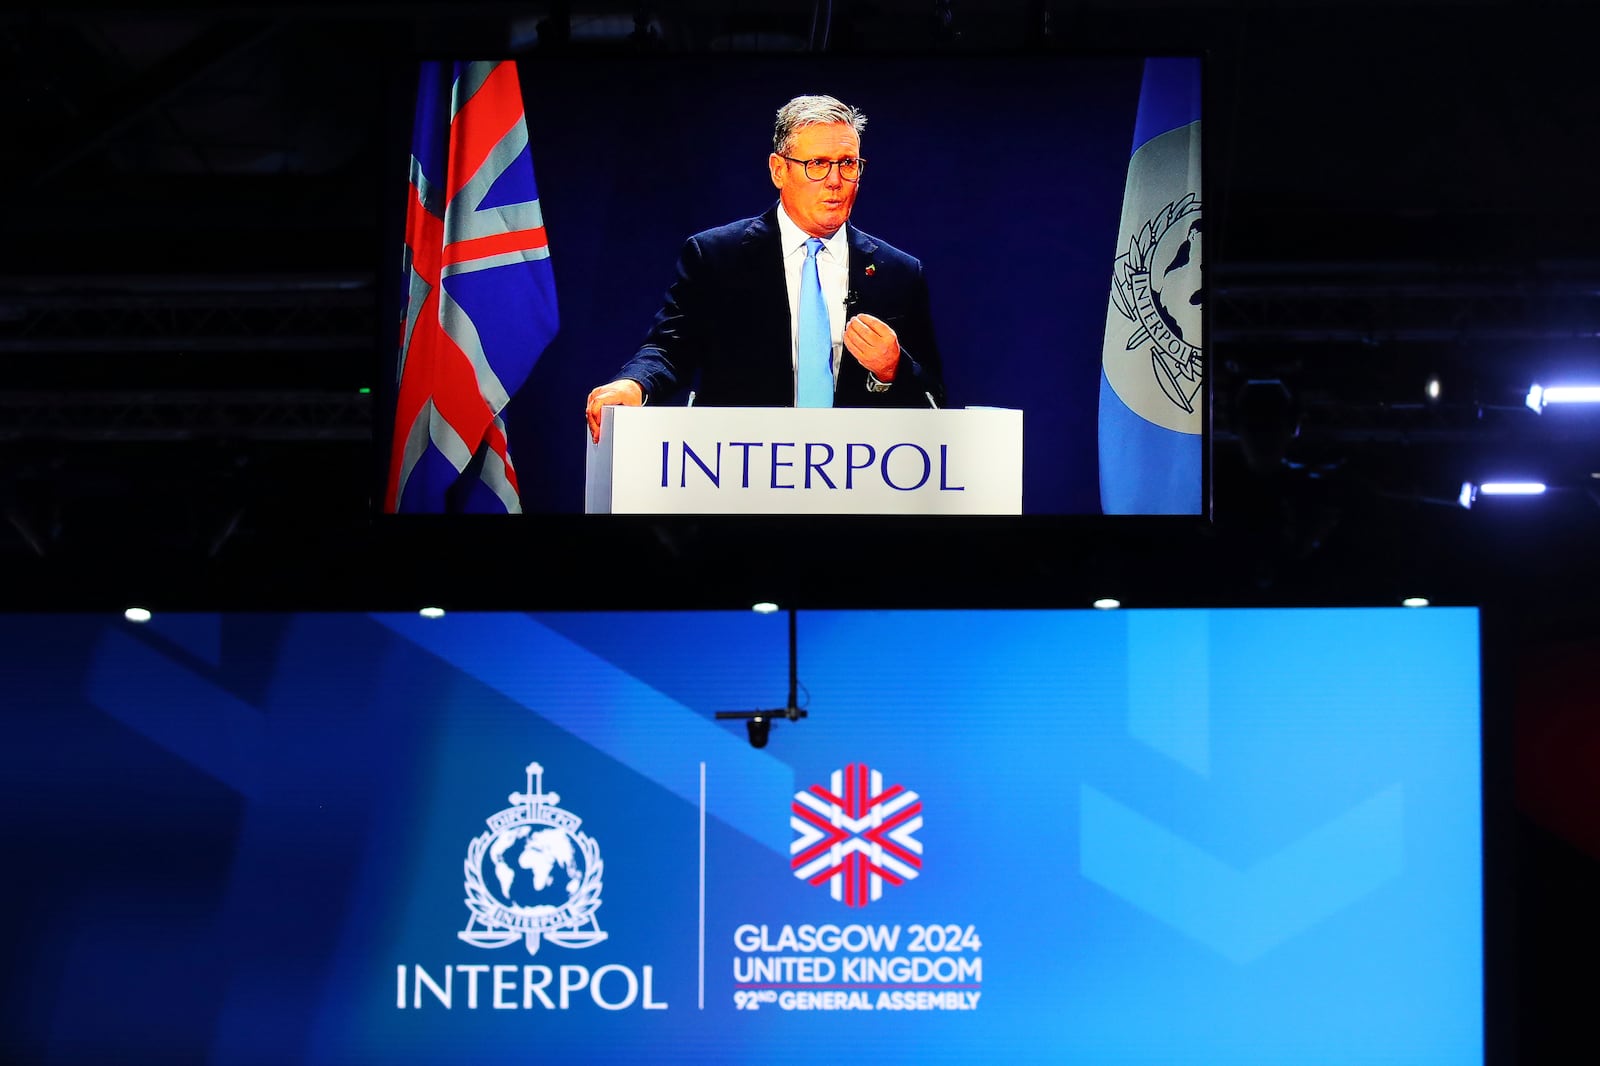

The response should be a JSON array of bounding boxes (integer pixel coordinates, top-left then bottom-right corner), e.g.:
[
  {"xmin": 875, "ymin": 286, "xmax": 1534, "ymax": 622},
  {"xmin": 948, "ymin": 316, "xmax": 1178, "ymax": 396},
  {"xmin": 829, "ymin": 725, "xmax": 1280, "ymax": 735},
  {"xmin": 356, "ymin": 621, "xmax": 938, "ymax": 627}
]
[
  {"xmin": 460, "ymin": 761, "xmax": 608, "ymax": 955},
  {"xmin": 484, "ymin": 825, "xmax": 587, "ymax": 914}
]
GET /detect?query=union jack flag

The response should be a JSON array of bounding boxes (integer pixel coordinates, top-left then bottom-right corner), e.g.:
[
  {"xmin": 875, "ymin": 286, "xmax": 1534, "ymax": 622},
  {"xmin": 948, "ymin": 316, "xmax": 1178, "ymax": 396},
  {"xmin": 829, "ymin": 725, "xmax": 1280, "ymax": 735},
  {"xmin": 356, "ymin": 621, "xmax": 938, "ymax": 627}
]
[
  {"xmin": 791, "ymin": 764, "xmax": 923, "ymax": 907},
  {"xmin": 385, "ymin": 60, "xmax": 558, "ymax": 513}
]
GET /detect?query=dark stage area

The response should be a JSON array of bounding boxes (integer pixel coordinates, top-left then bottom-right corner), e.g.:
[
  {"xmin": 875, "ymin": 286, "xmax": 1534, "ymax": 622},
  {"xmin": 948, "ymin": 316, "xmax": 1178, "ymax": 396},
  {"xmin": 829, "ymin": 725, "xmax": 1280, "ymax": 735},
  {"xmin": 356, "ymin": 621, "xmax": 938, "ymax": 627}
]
[{"xmin": 4, "ymin": 1, "xmax": 1600, "ymax": 1061}]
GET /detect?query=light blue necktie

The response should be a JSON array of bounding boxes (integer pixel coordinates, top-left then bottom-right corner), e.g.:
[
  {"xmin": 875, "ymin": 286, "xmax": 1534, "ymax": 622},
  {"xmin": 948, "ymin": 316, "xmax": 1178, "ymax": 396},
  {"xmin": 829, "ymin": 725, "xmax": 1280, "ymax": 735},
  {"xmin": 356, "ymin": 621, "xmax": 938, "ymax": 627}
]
[{"xmin": 796, "ymin": 237, "xmax": 833, "ymax": 408}]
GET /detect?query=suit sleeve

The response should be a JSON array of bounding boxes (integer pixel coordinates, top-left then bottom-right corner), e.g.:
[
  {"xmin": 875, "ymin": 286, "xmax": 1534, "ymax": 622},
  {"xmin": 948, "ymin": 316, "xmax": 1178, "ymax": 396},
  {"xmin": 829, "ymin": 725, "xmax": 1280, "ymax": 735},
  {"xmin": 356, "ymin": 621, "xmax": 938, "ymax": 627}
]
[
  {"xmin": 880, "ymin": 259, "xmax": 945, "ymax": 409},
  {"xmin": 613, "ymin": 235, "xmax": 706, "ymax": 404}
]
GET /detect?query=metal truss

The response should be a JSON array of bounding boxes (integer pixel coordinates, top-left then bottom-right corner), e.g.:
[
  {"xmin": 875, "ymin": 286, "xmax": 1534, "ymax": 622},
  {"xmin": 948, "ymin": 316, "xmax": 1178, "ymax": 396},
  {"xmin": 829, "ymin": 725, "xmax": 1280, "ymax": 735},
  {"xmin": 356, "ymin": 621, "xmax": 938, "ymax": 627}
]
[
  {"xmin": 1215, "ymin": 261, "xmax": 1600, "ymax": 346},
  {"xmin": 0, "ymin": 273, "xmax": 374, "ymax": 357},
  {"xmin": 0, "ymin": 390, "xmax": 371, "ymax": 442}
]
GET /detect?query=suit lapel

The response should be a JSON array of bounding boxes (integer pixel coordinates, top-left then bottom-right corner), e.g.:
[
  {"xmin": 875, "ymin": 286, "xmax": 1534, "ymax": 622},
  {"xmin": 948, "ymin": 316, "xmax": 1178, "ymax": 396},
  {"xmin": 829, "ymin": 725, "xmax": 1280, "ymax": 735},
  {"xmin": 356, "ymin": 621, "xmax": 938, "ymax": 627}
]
[
  {"xmin": 740, "ymin": 208, "xmax": 792, "ymax": 398},
  {"xmin": 838, "ymin": 224, "xmax": 882, "ymax": 397},
  {"xmin": 740, "ymin": 208, "xmax": 787, "ymax": 315},
  {"xmin": 846, "ymin": 224, "xmax": 879, "ymax": 312}
]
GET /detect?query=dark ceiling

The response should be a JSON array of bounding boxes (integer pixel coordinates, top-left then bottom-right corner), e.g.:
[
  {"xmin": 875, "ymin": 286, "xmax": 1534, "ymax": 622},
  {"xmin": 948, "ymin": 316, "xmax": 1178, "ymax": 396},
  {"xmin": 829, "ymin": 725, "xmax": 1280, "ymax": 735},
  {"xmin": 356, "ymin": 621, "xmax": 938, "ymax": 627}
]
[{"xmin": 4, "ymin": 1, "xmax": 1600, "ymax": 621}]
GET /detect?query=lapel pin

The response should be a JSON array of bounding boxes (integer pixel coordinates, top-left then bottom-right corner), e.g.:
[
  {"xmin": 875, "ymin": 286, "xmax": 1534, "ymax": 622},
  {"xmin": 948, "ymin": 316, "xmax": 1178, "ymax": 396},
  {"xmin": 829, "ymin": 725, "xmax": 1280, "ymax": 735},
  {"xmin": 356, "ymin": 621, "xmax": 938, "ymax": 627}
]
[{"xmin": 864, "ymin": 263, "xmax": 876, "ymax": 277}]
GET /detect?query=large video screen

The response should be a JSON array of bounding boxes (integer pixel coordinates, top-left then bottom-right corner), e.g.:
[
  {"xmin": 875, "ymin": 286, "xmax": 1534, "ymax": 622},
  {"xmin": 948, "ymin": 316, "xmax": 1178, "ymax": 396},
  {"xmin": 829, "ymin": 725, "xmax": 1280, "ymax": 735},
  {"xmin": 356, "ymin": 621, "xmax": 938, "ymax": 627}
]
[
  {"xmin": 3, "ymin": 608, "xmax": 1479, "ymax": 1063},
  {"xmin": 386, "ymin": 55, "xmax": 1203, "ymax": 516}
]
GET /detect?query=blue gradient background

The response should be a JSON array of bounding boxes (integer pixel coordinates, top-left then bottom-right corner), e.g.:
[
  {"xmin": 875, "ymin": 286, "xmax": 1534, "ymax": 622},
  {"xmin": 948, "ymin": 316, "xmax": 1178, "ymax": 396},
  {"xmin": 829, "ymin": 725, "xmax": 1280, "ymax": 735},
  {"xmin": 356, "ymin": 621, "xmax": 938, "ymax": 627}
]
[{"xmin": 0, "ymin": 609, "xmax": 1481, "ymax": 1064}]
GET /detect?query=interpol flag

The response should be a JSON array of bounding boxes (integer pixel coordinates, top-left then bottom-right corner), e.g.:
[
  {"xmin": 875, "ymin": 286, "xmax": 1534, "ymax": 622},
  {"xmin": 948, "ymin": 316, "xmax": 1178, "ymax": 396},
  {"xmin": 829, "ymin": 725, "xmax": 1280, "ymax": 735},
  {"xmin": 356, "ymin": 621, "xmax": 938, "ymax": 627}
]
[
  {"xmin": 385, "ymin": 60, "xmax": 558, "ymax": 514},
  {"xmin": 1098, "ymin": 58, "xmax": 1203, "ymax": 515}
]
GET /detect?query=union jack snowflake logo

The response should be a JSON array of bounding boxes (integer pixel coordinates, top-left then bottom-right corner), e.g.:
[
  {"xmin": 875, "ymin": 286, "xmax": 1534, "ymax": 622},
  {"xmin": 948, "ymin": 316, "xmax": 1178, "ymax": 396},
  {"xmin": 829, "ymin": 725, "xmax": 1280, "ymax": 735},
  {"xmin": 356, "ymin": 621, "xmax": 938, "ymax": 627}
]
[{"xmin": 791, "ymin": 764, "xmax": 923, "ymax": 907}]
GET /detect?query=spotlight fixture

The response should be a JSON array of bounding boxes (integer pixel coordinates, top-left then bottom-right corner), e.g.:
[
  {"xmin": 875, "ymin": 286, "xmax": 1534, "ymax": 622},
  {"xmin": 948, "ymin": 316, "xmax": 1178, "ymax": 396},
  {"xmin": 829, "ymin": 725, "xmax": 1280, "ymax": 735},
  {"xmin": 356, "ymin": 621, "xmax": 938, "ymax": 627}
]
[
  {"xmin": 751, "ymin": 601, "xmax": 780, "ymax": 614},
  {"xmin": 1401, "ymin": 597, "xmax": 1430, "ymax": 608},
  {"xmin": 1460, "ymin": 481, "xmax": 1546, "ymax": 508},
  {"xmin": 419, "ymin": 606, "xmax": 446, "ymax": 619},
  {"xmin": 1526, "ymin": 383, "xmax": 1600, "ymax": 413},
  {"xmin": 1425, "ymin": 377, "xmax": 1441, "ymax": 400},
  {"xmin": 124, "ymin": 607, "xmax": 152, "ymax": 623},
  {"xmin": 714, "ymin": 608, "xmax": 808, "ymax": 749},
  {"xmin": 1092, "ymin": 598, "xmax": 1122, "ymax": 610}
]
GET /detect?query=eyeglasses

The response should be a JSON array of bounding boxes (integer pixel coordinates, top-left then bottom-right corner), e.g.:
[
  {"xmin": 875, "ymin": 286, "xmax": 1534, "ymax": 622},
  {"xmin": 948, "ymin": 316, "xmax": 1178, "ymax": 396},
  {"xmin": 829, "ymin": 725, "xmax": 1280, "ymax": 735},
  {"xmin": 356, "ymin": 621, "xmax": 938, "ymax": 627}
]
[{"xmin": 779, "ymin": 155, "xmax": 865, "ymax": 182}]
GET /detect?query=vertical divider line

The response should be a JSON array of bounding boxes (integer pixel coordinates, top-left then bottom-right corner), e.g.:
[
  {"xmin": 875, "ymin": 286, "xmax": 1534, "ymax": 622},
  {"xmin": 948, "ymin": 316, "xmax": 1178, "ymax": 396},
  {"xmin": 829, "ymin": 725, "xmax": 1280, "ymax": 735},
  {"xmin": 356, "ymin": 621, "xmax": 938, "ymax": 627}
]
[{"xmin": 698, "ymin": 760, "xmax": 706, "ymax": 1010}]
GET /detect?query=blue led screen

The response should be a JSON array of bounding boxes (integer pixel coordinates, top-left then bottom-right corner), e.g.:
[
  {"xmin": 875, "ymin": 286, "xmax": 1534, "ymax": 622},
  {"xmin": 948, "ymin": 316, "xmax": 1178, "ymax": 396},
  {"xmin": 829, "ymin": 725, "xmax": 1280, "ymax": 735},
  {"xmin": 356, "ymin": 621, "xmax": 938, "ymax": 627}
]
[{"xmin": 0, "ymin": 609, "xmax": 1481, "ymax": 1064}]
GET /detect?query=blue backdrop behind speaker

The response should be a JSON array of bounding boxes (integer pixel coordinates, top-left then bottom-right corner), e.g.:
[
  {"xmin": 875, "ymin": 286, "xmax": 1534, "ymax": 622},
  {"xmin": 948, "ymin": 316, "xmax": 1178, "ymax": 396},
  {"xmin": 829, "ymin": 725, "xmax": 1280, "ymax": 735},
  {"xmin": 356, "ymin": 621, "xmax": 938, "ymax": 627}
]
[{"xmin": 504, "ymin": 56, "xmax": 1143, "ymax": 514}]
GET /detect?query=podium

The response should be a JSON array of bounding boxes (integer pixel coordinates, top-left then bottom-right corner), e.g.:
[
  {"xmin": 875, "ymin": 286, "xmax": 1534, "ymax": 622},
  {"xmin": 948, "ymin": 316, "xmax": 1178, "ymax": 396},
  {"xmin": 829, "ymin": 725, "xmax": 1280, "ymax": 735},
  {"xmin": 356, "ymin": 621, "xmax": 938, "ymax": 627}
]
[{"xmin": 585, "ymin": 406, "xmax": 1022, "ymax": 515}]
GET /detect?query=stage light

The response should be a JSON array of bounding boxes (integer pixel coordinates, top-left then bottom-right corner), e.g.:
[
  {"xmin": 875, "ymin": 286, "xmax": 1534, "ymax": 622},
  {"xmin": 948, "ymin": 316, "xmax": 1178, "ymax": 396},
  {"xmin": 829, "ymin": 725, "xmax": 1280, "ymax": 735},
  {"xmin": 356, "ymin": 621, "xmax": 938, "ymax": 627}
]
[
  {"xmin": 752, "ymin": 601, "xmax": 780, "ymax": 614},
  {"xmin": 124, "ymin": 607, "xmax": 152, "ymax": 623},
  {"xmin": 1426, "ymin": 377, "xmax": 1441, "ymax": 400},
  {"xmin": 1402, "ymin": 597, "xmax": 1430, "ymax": 608},
  {"xmin": 1543, "ymin": 386, "xmax": 1600, "ymax": 403},
  {"xmin": 715, "ymin": 706, "xmax": 806, "ymax": 748},
  {"xmin": 419, "ymin": 606, "xmax": 446, "ymax": 619},
  {"xmin": 1460, "ymin": 481, "xmax": 1547, "ymax": 507},
  {"xmin": 1526, "ymin": 383, "xmax": 1600, "ymax": 412},
  {"xmin": 1093, "ymin": 598, "xmax": 1121, "ymax": 610}
]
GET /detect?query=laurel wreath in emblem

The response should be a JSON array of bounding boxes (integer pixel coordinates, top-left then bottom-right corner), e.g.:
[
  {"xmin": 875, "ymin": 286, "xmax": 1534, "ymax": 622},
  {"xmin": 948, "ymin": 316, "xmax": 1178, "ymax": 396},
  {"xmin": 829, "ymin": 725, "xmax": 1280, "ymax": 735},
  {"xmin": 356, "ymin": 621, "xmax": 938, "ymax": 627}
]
[
  {"xmin": 1109, "ymin": 192, "xmax": 1203, "ymax": 415},
  {"xmin": 458, "ymin": 763, "xmax": 609, "ymax": 957}
]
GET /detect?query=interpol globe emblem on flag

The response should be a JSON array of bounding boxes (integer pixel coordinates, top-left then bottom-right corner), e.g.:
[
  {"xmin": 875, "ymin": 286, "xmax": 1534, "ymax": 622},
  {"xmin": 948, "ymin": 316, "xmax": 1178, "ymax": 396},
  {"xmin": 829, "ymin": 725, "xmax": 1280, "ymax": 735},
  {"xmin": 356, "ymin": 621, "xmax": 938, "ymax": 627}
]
[
  {"xmin": 1107, "ymin": 191, "xmax": 1203, "ymax": 428},
  {"xmin": 791, "ymin": 764, "xmax": 923, "ymax": 907},
  {"xmin": 1097, "ymin": 57, "xmax": 1202, "ymax": 516}
]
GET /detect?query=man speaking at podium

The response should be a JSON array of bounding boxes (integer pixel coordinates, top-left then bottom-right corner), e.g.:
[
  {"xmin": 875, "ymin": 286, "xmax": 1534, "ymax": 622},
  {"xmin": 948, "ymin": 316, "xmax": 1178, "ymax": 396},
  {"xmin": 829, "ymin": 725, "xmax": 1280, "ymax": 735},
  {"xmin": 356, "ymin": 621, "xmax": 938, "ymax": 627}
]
[{"xmin": 586, "ymin": 95, "xmax": 945, "ymax": 442}]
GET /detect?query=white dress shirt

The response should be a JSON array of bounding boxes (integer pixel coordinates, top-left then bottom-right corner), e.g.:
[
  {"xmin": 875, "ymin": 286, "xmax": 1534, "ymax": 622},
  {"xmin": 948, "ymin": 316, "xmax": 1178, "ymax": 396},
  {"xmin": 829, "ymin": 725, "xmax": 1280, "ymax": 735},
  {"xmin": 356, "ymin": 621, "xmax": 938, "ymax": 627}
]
[{"xmin": 775, "ymin": 205, "xmax": 849, "ymax": 400}]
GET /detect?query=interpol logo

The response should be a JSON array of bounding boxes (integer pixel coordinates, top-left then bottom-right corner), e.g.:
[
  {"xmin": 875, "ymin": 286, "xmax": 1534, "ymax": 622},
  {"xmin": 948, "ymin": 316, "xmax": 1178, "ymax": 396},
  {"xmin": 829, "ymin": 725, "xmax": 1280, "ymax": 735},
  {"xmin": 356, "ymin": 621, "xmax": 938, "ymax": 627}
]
[
  {"xmin": 1107, "ymin": 191, "xmax": 1203, "ymax": 431},
  {"xmin": 460, "ymin": 761, "xmax": 607, "ymax": 956},
  {"xmin": 791, "ymin": 764, "xmax": 923, "ymax": 907}
]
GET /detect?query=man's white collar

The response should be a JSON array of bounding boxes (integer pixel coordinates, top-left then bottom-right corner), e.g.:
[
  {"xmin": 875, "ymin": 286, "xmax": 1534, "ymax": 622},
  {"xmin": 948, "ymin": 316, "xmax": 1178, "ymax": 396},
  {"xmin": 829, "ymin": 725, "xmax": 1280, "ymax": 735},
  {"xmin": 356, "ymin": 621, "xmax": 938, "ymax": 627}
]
[{"xmin": 776, "ymin": 205, "xmax": 848, "ymax": 257}]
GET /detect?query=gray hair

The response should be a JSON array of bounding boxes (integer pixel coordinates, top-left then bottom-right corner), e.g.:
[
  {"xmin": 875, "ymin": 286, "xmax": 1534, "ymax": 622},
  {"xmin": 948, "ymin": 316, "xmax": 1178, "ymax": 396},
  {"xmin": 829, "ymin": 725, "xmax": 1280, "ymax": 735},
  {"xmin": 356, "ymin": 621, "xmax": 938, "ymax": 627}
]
[{"xmin": 772, "ymin": 95, "xmax": 867, "ymax": 156}]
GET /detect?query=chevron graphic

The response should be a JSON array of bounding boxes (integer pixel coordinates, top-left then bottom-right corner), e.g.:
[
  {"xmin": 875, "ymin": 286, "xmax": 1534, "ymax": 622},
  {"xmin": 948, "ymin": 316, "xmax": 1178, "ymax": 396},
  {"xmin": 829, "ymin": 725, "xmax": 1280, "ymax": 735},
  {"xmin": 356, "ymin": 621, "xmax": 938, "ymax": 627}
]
[{"xmin": 1080, "ymin": 782, "xmax": 1404, "ymax": 963}]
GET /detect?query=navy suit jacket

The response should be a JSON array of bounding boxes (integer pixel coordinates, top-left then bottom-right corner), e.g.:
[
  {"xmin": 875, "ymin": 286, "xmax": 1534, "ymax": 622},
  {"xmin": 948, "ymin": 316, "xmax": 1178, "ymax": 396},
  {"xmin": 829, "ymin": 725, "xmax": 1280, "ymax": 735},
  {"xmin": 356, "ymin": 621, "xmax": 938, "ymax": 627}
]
[{"xmin": 615, "ymin": 206, "xmax": 945, "ymax": 408}]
